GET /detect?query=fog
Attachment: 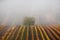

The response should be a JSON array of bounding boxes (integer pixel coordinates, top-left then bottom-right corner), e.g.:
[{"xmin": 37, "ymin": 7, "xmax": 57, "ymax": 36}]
[{"xmin": 0, "ymin": 0, "xmax": 60, "ymax": 25}]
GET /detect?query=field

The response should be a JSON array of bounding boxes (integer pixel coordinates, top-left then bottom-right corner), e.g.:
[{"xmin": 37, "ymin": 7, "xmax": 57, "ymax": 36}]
[{"xmin": 0, "ymin": 25, "xmax": 60, "ymax": 40}]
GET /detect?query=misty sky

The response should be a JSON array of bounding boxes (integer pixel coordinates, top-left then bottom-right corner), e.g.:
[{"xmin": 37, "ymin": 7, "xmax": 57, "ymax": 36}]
[{"xmin": 0, "ymin": 0, "xmax": 60, "ymax": 25}]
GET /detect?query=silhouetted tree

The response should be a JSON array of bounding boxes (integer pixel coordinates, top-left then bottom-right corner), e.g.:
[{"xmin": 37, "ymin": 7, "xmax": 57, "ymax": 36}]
[{"xmin": 23, "ymin": 17, "xmax": 35, "ymax": 26}]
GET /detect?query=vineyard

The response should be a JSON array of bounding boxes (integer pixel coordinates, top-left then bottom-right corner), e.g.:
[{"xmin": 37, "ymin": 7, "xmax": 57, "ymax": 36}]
[{"xmin": 0, "ymin": 25, "xmax": 60, "ymax": 40}]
